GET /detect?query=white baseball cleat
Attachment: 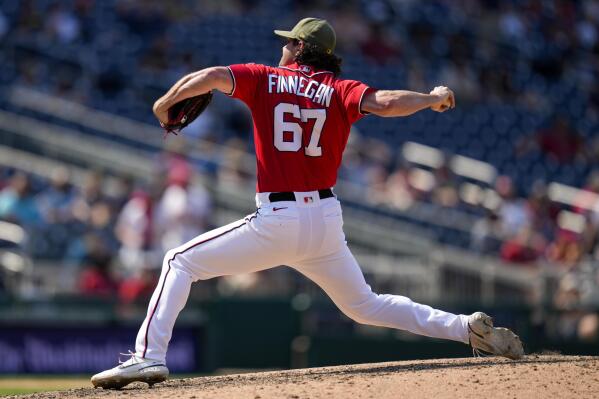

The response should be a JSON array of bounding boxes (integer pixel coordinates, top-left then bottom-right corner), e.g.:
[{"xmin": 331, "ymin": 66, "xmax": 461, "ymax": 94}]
[
  {"xmin": 468, "ymin": 312, "xmax": 524, "ymax": 360},
  {"xmin": 91, "ymin": 352, "xmax": 169, "ymax": 390}
]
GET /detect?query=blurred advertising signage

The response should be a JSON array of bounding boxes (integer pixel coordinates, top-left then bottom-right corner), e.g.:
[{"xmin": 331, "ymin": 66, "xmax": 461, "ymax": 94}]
[{"xmin": 0, "ymin": 327, "xmax": 198, "ymax": 373}]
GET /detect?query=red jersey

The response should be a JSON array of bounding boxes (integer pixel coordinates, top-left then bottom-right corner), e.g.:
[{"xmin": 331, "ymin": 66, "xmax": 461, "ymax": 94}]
[{"xmin": 227, "ymin": 62, "xmax": 375, "ymax": 192}]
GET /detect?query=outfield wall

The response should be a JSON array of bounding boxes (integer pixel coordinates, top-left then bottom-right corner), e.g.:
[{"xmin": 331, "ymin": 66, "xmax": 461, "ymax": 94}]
[{"xmin": 0, "ymin": 298, "xmax": 597, "ymax": 373}]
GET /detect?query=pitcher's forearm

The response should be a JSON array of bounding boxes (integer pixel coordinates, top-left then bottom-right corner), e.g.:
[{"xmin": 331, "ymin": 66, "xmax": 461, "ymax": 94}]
[
  {"xmin": 366, "ymin": 90, "xmax": 440, "ymax": 117},
  {"xmin": 361, "ymin": 86, "xmax": 454, "ymax": 117},
  {"xmin": 156, "ymin": 73, "xmax": 200, "ymax": 108},
  {"xmin": 153, "ymin": 70, "xmax": 211, "ymax": 117},
  {"xmin": 153, "ymin": 67, "xmax": 232, "ymax": 123}
]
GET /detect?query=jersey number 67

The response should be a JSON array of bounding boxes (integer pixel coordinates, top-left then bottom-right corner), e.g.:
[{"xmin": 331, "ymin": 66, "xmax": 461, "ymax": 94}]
[{"xmin": 274, "ymin": 103, "xmax": 326, "ymax": 157}]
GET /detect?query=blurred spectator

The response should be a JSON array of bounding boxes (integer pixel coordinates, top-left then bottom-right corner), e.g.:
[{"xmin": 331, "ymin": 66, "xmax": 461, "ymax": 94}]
[
  {"xmin": 224, "ymin": 102, "xmax": 253, "ymax": 141},
  {"xmin": 0, "ymin": 173, "xmax": 42, "ymax": 227},
  {"xmin": 118, "ymin": 267, "xmax": 158, "ymax": 304},
  {"xmin": 385, "ymin": 161, "xmax": 415, "ymax": 210},
  {"xmin": 45, "ymin": 2, "xmax": 81, "ymax": 44},
  {"xmin": 72, "ymin": 171, "xmax": 106, "ymax": 224},
  {"xmin": 217, "ymin": 137, "xmax": 255, "ymax": 186},
  {"xmin": 546, "ymin": 230, "xmax": 583, "ymax": 269},
  {"xmin": 365, "ymin": 164, "xmax": 389, "ymax": 205},
  {"xmin": 118, "ymin": 267, "xmax": 159, "ymax": 304},
  {"xmin": 471, "ymin": 210, "xmax": 503, "ymax": 254},
  {"xmin": 34, "ymin": 167, "xmax": 77, "ymax": 259},
  {"xmin": 438, "ymin": 59, "xmax": 481, "ymax": 104},
  {"xmin": 110, "ymin": 175, "xmax": 135, "ymax": 211},
  {"xmin": 360, "ymin": 24, "xmax": 401, "ymax": 65},
  {"xmin": 115, "ymin": 190, "xmax": 157, "ymax": 273},
  {"xmin": 577, "ymin": 16, "xmax": 598, "ymax": 49},
  {"xmin": 16, "ymin": 0, "xmax": 43, "ymax": 34},
  {"xmin": 37, "ymin": 167, "xmax": 76, "ymax": 224},
  {"xmin": 155, "ymin": 165, "xmax": 211, "ymax": 251},
  {"xmin": 405, "ymin": 60, "xmax": 428, "ymax": 93},
  {"xmin": 500, "ymin": 224, "xmax": 546, "ymax": 264},
  {"xmin": 330, "ymin": 4, "xmax": 369, "ymax": 53},
  {"xmin": 65, "ymin": 171, "xmax": 119, "ymax": 265},
  {"xmin": 339, "ymin": 131, "xmax": 373, "ymax": 188},
  {"xmin": 64, "ymin": 231, "xmax": 96, "ymax": 264},
  {"xmin": 116, "ymin": 0, "xmax": 167, "ymax": 38},
  {"xmin": 78, "ymin": 241, "xmax": 118, "ymax": 297},
  {"xmin": 140, "ymin": 34, "xmax": 171, "ymax": 72},
  {"xmin": 431, "ymin": 164, "xmax": 459, "ymax": 208},
  {"xmin": 182, "ymin": 106, "xmax": 219, "ymax": 141},
  {"xmin": 495, "ymin": 176, "xmax": 530, "ymax": 236},
  {"xmin": 73, "ymin": 0, "xmax": 95, "ymax": 43},
  {"xmin": 498, "ymin": 3, "xmax": 527, "ymax": 40},
  {"xmin": 517, "ymin": 117, "xmax": 586, "ymax": 164},
  {"xmin": 361, "ymin": 138, "xmax": 392, "ymax": 203},
  {"xmin": 87, "ymin": 200, "xmax": 119, "ymax": 251},
  {"xmin": 526, "ymin": 182, "xmax": 559, "ymax": 240},
  {"xmin": 157, "ymin": 138, "xmax": 192, "ymax": 177},
  {"xmin": 536, "ymin": 117, "xmax": 586, "ymax": 164}
]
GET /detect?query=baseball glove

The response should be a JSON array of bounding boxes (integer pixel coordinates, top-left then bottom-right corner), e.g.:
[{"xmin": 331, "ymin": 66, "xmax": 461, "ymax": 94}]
[{"xmin": 161, "ymin": 91, "xmax": 213, "ymax": 137}]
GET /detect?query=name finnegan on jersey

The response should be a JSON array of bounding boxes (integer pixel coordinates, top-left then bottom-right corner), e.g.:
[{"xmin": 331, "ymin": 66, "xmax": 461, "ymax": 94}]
[{"xmin": 267, "ymin": 74, "xmax": 334, "ymax": 107}]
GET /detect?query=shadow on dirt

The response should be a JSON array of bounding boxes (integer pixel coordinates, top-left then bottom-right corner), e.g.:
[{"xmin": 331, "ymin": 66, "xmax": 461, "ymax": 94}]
[{"xmin": 309, "ymin": 355, "xmax": 578, "ymax": 378}]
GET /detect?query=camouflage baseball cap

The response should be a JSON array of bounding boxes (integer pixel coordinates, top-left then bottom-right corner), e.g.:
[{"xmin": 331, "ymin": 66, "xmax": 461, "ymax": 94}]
[{"xmin": 274, "ymin": 18, "xmax": 336, "ymax": 54}]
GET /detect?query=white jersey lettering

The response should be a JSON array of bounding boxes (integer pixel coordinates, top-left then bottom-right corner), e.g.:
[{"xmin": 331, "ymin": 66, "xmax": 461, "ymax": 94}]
[
  {"xmin": 297, "ymin": 77, "xmax": 307, "ymax": 96},
  {"xmin": 304, "ymin": 80, "xmax": 318, "ymax": 99},
  {"xmin": 267, "ymin": 73, "xmax": 335, "ymax": 107},
  {"xmin": 268, "ymin": 74, "xmax": 277, "ymax": 93}
]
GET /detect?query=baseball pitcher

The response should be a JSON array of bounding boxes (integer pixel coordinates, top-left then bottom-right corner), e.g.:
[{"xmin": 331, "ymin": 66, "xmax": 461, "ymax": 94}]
[{"xmin": 92, "ymin": 18, "xmax": 523, "ymax": 389}]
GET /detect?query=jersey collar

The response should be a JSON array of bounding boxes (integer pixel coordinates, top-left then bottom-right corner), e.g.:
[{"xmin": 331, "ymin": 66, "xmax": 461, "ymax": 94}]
[{"xmin": 278, "ymin": 63, "xmax": 333, "ymax": 78}]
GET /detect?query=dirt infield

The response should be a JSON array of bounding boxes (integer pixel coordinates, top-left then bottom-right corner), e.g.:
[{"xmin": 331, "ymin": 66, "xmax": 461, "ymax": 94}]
[{"xmin": 8, "ymin": 355, "xmax": 599, "ymax": 399}]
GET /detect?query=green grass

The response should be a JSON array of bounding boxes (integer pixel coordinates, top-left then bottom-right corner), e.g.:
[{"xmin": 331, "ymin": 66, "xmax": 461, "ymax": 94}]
[
  {"xmin": 0, "ymin": 377, "xmax": 90, "ymax": 397},
  {"xmin": 0, "ymin": 387, "xmax": 46, "ymax": 396},
  {"xmin": 0, "ymin": 372, "xmax": 229, "ymax": 396}
]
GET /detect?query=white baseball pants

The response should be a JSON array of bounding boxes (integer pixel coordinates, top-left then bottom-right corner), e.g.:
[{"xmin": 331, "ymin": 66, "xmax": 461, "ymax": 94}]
[{"xmin": 135, "ymin": 191, "xmax": 470, "ymax": 362}]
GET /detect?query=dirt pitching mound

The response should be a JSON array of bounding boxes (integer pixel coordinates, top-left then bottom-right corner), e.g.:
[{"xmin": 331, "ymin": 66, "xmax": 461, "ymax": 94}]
[{"xmin": 10, "ymin": 355, "xmax": 599, "ymax": 399}]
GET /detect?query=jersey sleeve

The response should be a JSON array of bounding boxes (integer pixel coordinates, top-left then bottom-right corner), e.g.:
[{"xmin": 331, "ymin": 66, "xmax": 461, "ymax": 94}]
[
  {"xmin": 336, "ymin": 79, "xmax": 377, "ymax": 124},
  {"xmin": 227, "ymin": 63, "xmax": 266, "ymax": 105}
]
